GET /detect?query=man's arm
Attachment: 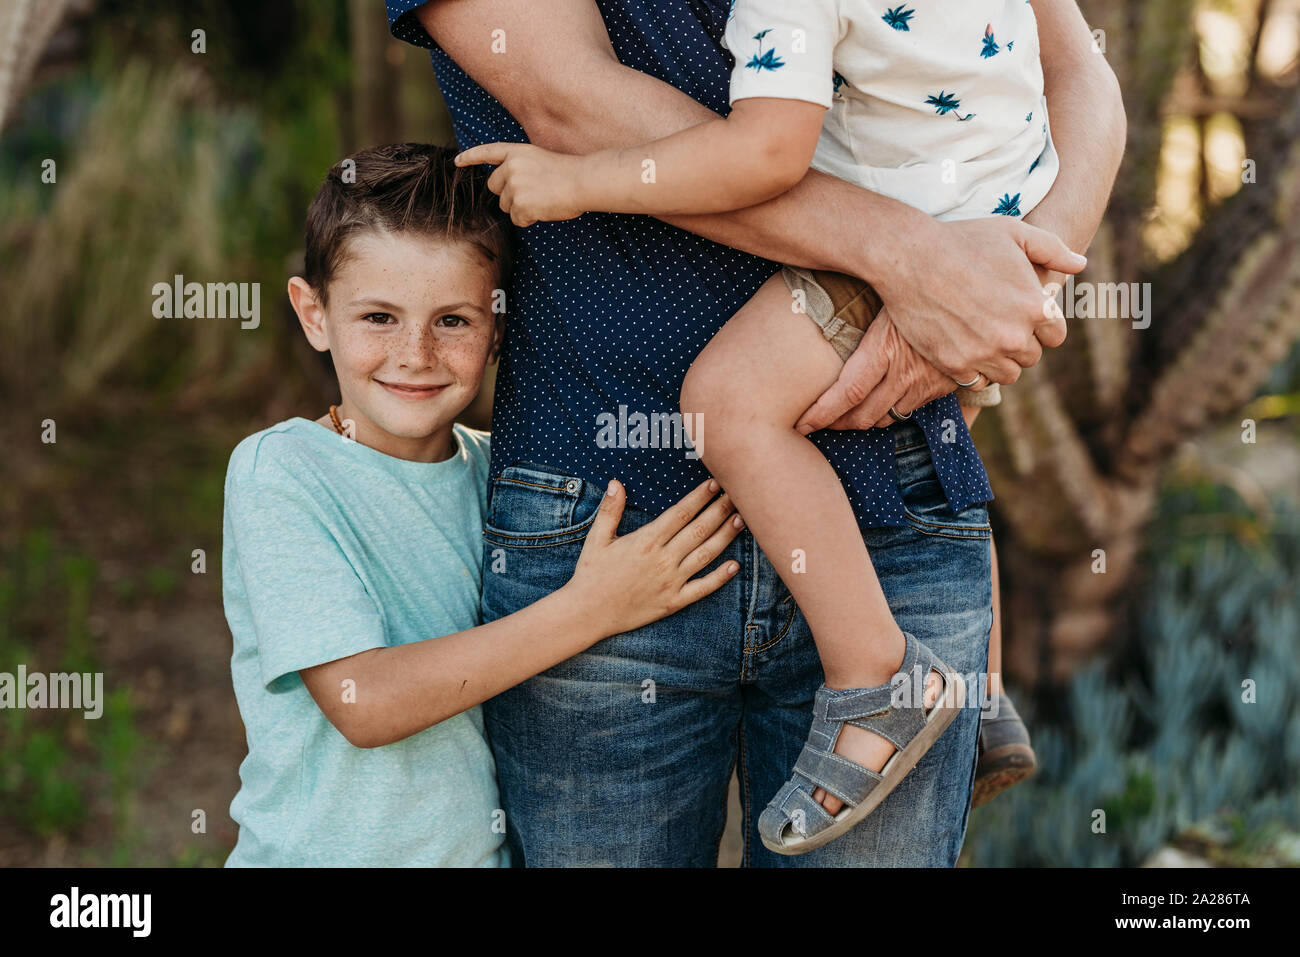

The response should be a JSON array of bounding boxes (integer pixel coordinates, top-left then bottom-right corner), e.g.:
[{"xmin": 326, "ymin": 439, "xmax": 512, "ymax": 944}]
[
  {"xmin": 413, "ymin": 0, "xmax": 1089, "ymax": 384},
  {"xmin": 1025, "ymin": 0, "xmax": 1127, "ymax": 265}
]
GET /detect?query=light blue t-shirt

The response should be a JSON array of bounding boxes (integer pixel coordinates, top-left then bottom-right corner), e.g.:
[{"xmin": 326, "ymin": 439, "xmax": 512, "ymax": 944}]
[{"xmin": 222, "ymin": 417, "xmax": 507, "ymax": 867}]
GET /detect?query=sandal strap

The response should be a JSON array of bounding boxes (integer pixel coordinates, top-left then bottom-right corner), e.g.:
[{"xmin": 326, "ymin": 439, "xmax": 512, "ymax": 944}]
[
  {"xmin": 794, "ymin": 742, "xmax": 883, "ymax": 808},
  {"xmin": 818, "ymin": 683, "xmax": 894, "ymax": 723},
  {"xmin": 773, "ymin": 781, "xmax": 836, "ymax": 837},
  {"xmin": 820, "ymin": 631, "xmax": 935, "ymax": 725},
  {"xmin": 826, "ymin": 633, "xmax": 949, "ymax": 752}
]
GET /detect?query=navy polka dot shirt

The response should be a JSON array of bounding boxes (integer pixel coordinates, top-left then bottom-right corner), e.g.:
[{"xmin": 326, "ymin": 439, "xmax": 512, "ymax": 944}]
[{"xmin": 385, "ymin": 0, "xmax": 993, "ymax": 527}]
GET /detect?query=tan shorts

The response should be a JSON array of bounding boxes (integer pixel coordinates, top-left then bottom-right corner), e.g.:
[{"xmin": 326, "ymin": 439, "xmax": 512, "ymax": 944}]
[{"xmin": 780, "ymin": 265, "xmax": 1002, "ymax": 408}]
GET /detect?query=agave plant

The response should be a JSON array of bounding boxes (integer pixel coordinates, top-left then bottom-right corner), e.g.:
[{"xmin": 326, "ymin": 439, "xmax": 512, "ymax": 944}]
[{"xmin": 977, "ymin": 0, "xmax": 1300, "ymax": 683}]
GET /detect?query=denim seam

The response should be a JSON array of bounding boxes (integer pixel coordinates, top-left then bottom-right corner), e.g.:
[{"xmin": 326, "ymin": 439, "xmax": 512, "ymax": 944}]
[
  {"xmin": 740, "ymin": 534, "xmax": 761, "ymax": 682},
  {"xmin": 495, "ymin": 476, "xmax": 577, "ymax": 493},
  {"xmin": 738, "ymin": 718, "xmax": 753, "ymax": 867},
  {"xmin": 745, "ymin": 594, "xmax": 797, "ymax": 654},
  {"xmin": 902, "ymin": 522, "xmax": 991, "ymax": 541},
  {"xmin": 894, "ymin": 440, "xmax": 928, "ymax": 453},
  {"xmin": 902, "ymin": 506, "xmax": 991, "ymax": 534},
  {"xmin": 481, "ymin": 509, "xmax": 599, "ymax": 544}
]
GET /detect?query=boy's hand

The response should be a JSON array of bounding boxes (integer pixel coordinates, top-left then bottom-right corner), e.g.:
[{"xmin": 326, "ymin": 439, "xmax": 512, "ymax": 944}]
[
  {"xmin": 456, "ymin": 142, "xmax": 588, "ymax": 227},
  {"xmin": 566, "ymin": 478, "xmax": 743, "ymax": 637}
]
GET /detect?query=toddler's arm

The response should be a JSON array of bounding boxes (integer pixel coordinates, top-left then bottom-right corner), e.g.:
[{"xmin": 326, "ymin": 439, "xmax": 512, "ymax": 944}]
[{"xmin": 455, "ymin": 97, "xmax": 826, "ymax": 226}]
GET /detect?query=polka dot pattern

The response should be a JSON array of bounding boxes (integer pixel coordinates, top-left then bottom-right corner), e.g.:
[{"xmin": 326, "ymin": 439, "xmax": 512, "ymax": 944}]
[{"xmin": 386, "ymin": 0, "xmax": 993, "ymax": 527}]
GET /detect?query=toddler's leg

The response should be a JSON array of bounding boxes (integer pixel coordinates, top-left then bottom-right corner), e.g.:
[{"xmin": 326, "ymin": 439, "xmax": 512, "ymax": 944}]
[{"xmin": 681, "ymin": 275, "xmax": 942, "ymax": 813}]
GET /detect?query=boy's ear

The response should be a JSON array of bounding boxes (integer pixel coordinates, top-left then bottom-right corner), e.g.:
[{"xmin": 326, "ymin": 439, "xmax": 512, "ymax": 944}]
[{"xmin": 287, "ymin": 277, "xmax": 330, "ymax": 352}]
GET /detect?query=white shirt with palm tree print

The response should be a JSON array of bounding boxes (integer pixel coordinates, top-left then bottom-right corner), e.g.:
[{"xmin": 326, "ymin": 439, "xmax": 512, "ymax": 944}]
[{"xmin": 723, "ymin": 0, "xmax": 1060, "ymax": 221}]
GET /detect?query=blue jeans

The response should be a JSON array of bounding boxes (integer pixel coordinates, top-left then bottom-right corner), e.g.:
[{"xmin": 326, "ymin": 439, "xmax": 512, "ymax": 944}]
[{"xmin": 479, "ymin": 420, "xmax": 993, "ymax": 866}]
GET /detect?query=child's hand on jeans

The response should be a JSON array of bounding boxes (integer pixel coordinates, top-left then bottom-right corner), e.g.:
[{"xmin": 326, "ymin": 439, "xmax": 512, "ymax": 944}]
[
  {"xmin": 564, "ymin": 478, "xmax": 744, "ymax": 636},
  {"xmin": 456, "ymin": 142, "xmax": 588, "ymax": 227}
]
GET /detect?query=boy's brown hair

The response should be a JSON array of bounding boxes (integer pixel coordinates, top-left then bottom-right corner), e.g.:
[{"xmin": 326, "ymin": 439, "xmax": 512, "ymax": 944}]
[{"xmin": 303, "ymin": 143, "xmax": 513, "ymax": 306}]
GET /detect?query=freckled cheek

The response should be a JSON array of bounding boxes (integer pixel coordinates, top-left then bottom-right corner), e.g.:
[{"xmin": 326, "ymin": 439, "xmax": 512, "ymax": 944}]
[
  {"xmin": 334, "ymin": 331, "xmax": 391, "ymax": 380},
  {"xmin": 439, "ymin": 332, "xmax": 496, "ymax": 383}
]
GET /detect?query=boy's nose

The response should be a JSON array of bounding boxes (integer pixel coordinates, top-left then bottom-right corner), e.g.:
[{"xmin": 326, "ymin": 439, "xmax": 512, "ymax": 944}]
[{"xmin": 397, "ymin": 325, "xmax": 440, "ymax": 370}]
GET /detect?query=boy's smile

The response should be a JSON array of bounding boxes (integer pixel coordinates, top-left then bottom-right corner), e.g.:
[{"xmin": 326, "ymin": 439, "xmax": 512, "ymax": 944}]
[
  {"xmin": 289, "ymin": 229, "xmax": 504, "ymax": 463},
  {"xmin": 375, "ymin": 379, "xmax": 451, "ymax": 399}
]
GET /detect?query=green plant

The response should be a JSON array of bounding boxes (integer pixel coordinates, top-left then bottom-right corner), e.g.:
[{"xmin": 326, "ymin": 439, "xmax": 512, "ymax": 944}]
[{"xmin": 964, "ymin": 481, "xmax": 1300, "ymax": 866}]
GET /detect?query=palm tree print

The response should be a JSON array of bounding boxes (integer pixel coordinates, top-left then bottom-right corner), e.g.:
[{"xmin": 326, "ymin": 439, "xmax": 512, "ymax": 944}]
[
  {"xmin": 746, "ymin": 29, "xmax": 785, "ymax": 73},
  {"xmin": 926, "ymin": 91, "xmax": 975, "ymax": 121},
  {"xmin": 992, "ymin": 193, "xmax": 1022, "ymax": 216},
  {"xmin": 833, "ymin": 71, "xmax": 849, "ymax": 98},
  {"xmin": 882, "ymin": 5, "xmax": 915, "ymax": 31},
  {"xmin": 981, "ymin": 24, "xmax": 1000, "ymax": 58}
]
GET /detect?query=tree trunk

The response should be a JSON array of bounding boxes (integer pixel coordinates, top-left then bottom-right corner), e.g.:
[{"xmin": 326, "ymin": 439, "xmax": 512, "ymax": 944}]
[{"xmin": 986, "ymin": 0, "xmax": 1300, "ymax": 684}]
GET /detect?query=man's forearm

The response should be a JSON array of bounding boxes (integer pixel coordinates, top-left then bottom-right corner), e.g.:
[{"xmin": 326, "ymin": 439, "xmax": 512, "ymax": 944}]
[{"xmin": 1024, "ymin": 1, "xmax": 1127, "ymax": 257}]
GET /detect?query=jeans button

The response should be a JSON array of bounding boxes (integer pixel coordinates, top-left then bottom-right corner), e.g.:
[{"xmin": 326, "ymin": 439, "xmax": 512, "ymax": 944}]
[{"xmin": 565, "ymin": 479, "xmax": 581, "ymax": 494}]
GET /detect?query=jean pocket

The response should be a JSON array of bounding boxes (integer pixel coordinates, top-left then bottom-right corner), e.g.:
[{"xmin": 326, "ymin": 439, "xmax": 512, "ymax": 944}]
[
  {"xmin": 483, "ymin": 465, "xmax": 602, "ymax": 548},
  {"xmin": 895, "ymin": 444, "xmax": 991, "ymax": 540},
  {"xmin": 902, "ymin": 501, "xmax": 991, "ymax": 540}
]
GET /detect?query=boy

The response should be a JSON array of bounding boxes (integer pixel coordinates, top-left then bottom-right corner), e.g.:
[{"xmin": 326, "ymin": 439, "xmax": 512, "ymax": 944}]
[{"xmin": 222, "ymin": 143, "xmax": 744, "ymax": 866}]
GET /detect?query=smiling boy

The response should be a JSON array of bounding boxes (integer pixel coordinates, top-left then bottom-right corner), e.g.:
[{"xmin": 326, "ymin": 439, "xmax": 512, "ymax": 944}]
[{"xmin": 221, "ymin": 143, "xmax": 744, "ymax": 866}]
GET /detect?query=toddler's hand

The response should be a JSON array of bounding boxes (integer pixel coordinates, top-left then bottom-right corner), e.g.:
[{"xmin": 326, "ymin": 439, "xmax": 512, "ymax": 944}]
[
  {"xmin": 566, "ymin": 478, "xmax": 743, "ymax": 637},
  {"xmin": 456, "ymin": 142, "xmax": 588, "ymax": 227}
]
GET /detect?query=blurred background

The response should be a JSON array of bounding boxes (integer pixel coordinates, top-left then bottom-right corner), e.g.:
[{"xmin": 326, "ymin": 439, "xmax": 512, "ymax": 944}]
[{"xmin": 1, "ymin": 0, "xmax": 1298, "ymax": 867}]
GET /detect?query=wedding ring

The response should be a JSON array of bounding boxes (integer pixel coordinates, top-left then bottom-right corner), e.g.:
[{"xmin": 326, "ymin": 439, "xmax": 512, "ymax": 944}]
[
  {"xmin": 955, "ymin": 373, "xmax": 984, "ymax": 389},
  {"xmin": 888, "ymin": 406, "xmax": 912, "ymax": 422}
]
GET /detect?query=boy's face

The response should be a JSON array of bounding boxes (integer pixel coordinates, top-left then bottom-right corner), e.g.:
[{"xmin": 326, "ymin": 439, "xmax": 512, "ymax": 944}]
[{"xmin": 290, "ymin": 229, "xmax": 503, "ymax": 462}]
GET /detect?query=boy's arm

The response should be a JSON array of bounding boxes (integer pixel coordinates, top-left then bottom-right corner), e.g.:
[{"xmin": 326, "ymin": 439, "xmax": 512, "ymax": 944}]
[
  {"xmin": 410, "ymin": 0, "xmax": 1088, "ymax": 384},
  {"xmin": 296, "ymin": 479, "xmax": 741, "ymax": 748},
  {"xmin": 456, "ymin": 98, "xmax": 826, "ymax": 223},
  {"xmin": 300, "ymin": 583, "xmax": 606, "ymax": 747}
]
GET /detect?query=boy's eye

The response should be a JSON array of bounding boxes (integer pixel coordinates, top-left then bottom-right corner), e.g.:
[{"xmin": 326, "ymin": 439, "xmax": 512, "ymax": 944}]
[
  {"xmin": 439, "ymin": 314, "xmax": 469, "ymax": 327},
  {"xmin": 363, "ymin": 312, "xmax": 394, "ymax": 324}
]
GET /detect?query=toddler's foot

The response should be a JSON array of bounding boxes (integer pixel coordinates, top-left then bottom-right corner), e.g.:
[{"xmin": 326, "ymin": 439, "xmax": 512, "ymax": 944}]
[
  {"xmin": 812, "ymin": 666, "xmax": 944, "ymax": 815},
  {"xmin": 972, "ymin": 688, "xmax": 1036, "ymax": 807},
  {"xmin": 758, "ymin": 632, "xmax": 965, "ymax": 854}
]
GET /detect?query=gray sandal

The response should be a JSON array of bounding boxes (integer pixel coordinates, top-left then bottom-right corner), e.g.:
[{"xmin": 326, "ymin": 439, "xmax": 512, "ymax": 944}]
[{"xmin": 759, "ymin": 631, "xmax": 965, "ymax": 855}]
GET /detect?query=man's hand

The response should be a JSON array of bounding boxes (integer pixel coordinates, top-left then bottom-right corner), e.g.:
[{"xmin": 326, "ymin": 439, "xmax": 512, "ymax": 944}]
[
  {"xmin": 456, "ymin": 142, "xmax": 590, "ymax": 227},
  {"xmin": 871, "ymin": 216, "xmax": 1084, "ymax": 386},
  {"xmin": 795, "ymin": 307, "xmax": 961, "ymax": 433}
]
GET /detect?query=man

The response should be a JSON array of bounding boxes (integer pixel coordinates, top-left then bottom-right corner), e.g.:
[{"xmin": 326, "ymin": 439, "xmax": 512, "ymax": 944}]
[{"xmin": 384, "ymin": 0, "xmax": 1124, "ymax": 866}]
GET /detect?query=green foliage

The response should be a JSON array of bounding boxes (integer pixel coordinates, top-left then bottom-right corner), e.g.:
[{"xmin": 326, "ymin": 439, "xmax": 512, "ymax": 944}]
[
  {"xmin": 0, "ymin": 532, "xmax": 145, "ymax": 851},
  {"xmin": 965, "ymin": 480, "xmax": 1300, "ymax": 866}
]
